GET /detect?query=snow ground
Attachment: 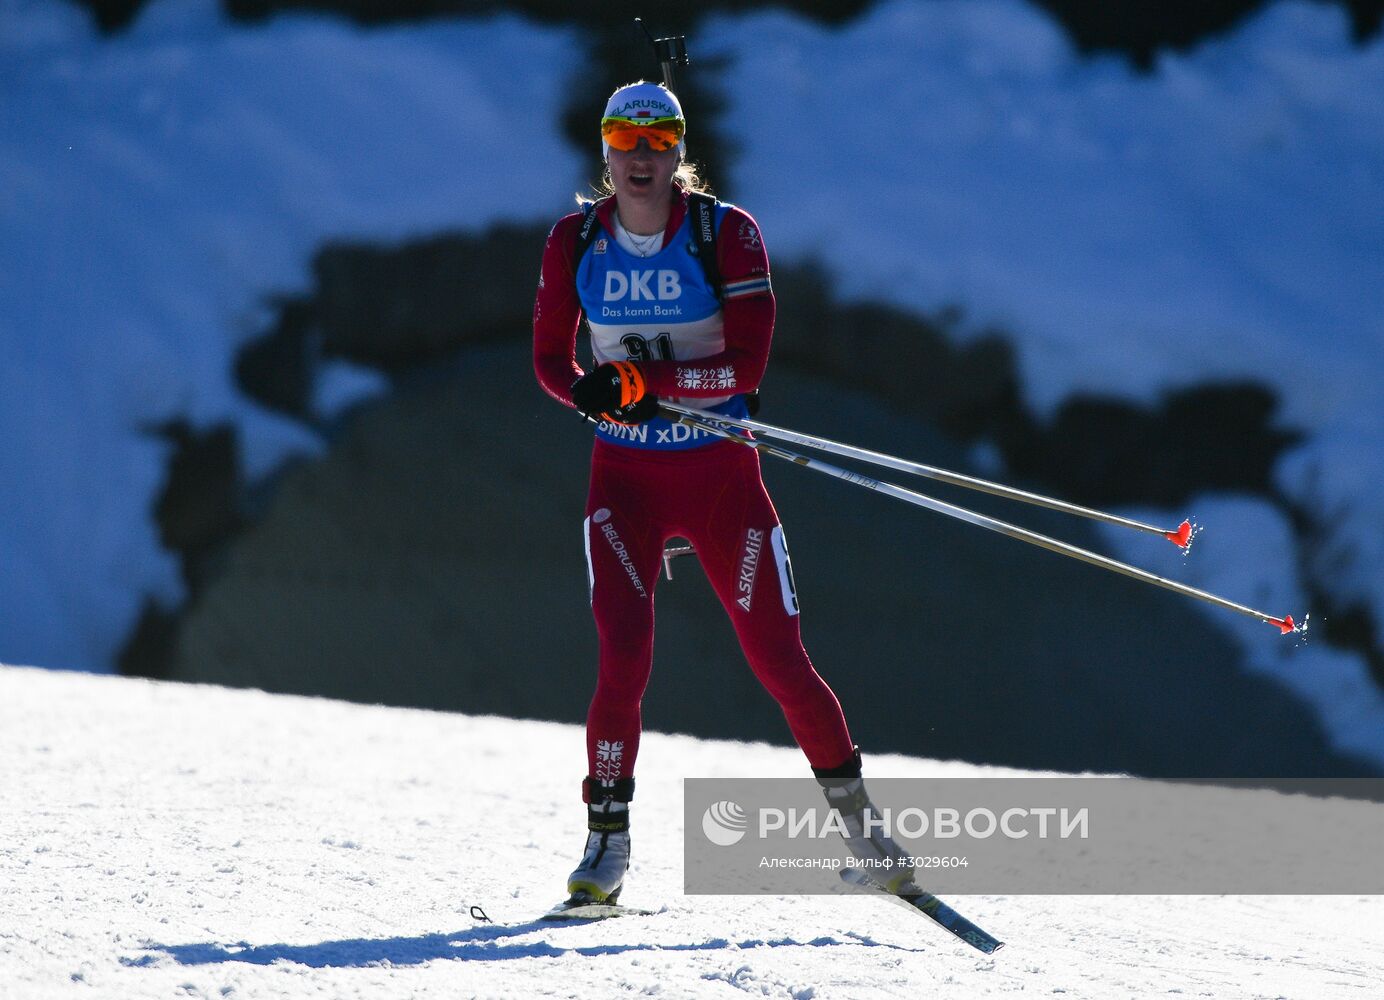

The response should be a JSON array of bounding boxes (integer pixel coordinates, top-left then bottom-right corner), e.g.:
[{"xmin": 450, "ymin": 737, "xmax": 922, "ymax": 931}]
[{"xmin": 2, "ymin": 664, "xmax": 1381, "ymax": 999}]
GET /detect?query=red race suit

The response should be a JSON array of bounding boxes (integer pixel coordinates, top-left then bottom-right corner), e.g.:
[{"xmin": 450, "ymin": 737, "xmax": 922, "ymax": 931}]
[{"xmin": 533, "ymin": 189, "xmax": 855, "ymax": 781}]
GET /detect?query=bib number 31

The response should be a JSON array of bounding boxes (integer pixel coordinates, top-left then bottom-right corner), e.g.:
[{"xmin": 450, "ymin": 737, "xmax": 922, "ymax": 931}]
[{"xmin": 621, "ymin": 332, "xmax": 675, "ymax": 362}]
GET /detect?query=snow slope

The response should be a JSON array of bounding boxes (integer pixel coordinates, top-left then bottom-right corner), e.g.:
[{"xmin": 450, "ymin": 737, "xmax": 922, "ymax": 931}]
[{"xmin": 2, "ymin": 663, "xmax": 1381, "ymax": 999}]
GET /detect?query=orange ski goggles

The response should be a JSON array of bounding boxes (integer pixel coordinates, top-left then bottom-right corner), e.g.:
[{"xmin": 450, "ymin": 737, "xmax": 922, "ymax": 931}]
[{"xmin": 601, "ymin": 116, "xmax": 685, "ymax": 152}]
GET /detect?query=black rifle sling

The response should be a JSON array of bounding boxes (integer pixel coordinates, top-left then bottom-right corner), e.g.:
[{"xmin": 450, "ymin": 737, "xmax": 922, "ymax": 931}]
[{"xmin": 685, "ymin": 192, "xmax": 721, "ymax": 299}]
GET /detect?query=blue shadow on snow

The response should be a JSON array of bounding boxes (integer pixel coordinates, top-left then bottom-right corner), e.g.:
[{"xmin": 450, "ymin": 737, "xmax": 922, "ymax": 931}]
[{"xmin": 124, "ymin": 922, "xmax": 923, "ymax": 969}]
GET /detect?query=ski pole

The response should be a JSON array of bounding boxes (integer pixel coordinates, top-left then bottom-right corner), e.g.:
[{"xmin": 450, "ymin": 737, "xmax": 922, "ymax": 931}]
[
  {"xmin": 659, "ymin": 402, "xmax": 1193, "ymax": 548},
  {"xmin": 661, "ymin": 405, "xmax": 1298, "ymax": 635}
]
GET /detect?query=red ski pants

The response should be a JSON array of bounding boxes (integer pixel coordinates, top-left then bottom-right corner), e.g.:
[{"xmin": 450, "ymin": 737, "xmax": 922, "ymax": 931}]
[{"xmin": 581, "ymin": 438, "xmax": 854, "ymax": 782}]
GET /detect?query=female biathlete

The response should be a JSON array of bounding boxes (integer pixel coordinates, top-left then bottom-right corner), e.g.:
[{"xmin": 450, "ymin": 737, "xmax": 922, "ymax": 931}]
[{"xmin": 532, "ymin": 81, "xmax": 909, "ymax": 906}]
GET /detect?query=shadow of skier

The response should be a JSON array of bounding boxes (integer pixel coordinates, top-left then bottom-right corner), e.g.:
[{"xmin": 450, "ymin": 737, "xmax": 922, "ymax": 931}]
[{"xmin": 124, "ymin": 923, "xmax": 924, "ymax": 969}]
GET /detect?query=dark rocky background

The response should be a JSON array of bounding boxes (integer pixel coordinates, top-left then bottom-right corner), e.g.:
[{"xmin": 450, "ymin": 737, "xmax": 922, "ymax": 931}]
[
  {"xmin": 121, "ymin": 227, "xmax": 1377, "ymax": 778},
  {"xmin": 160, "ymin": 342, "xmax": 1367, "ymax": 779},
  {"xmin": 94, "ymin": 0, "xmax": 1384, "ymax": 777},
  {"xmin": 74, "ymin": 0, "xmax": 1384, "ymax": 54}
]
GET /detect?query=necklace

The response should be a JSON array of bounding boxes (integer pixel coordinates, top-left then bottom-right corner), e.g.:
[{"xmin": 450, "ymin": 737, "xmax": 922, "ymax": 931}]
[{"xmin": 626, "ymin": 228, "xmax": 663, "ymax": 258}]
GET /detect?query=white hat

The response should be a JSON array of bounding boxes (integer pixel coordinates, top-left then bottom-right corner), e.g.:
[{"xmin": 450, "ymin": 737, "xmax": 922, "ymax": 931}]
[{"xmin": 601, "ymin": 81, "xmax": 685, "ymax": 160}]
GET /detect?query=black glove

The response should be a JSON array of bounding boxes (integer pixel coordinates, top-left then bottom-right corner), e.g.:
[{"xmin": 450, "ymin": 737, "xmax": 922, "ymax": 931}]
[
  {"xmin": 572, "ymin": 362, "xmax": 654, "ymax": 422},
  {"xmin": 602, "ymin": 394, "xmax": 661, "ymax": 425}
]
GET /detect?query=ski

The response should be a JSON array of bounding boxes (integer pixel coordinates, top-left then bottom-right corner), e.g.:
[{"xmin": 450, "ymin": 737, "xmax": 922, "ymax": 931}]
[
  {"xmin": 840, "ymin": 869, "xmax": 1005, "ymax": 954},
  {"xmin": 541, "ymin": 890, "xmax": 654, "ymax": 923}
]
